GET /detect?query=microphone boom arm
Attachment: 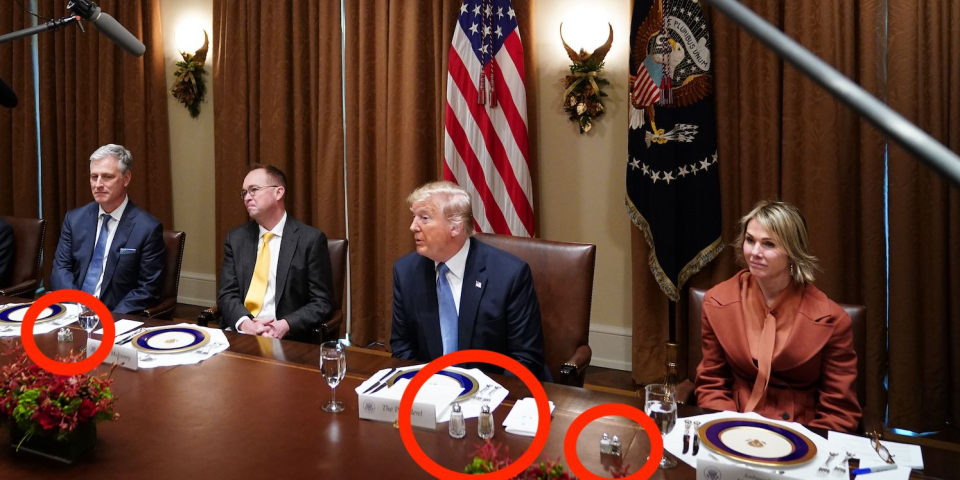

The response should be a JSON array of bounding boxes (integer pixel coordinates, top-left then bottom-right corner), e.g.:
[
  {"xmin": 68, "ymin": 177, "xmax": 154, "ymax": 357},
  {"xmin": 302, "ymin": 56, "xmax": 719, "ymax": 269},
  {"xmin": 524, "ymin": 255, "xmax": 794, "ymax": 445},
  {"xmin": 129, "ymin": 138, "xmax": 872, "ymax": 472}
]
[{"xmin": 0, "ymin": 15, "xmax": 81, "ymax": 46}]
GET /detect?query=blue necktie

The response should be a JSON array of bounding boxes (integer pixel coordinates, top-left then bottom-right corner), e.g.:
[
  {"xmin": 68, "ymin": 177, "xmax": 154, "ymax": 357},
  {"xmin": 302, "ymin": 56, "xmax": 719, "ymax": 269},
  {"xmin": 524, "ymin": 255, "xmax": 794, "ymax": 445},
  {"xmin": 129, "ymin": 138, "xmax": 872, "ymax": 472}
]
[
  {"xmin": 81, "ymin": 214, "xmax": 111, "ymax": 295},
  {"xmin": 437, "ymin": 263, "xmax": 459, "ymax": 355}
]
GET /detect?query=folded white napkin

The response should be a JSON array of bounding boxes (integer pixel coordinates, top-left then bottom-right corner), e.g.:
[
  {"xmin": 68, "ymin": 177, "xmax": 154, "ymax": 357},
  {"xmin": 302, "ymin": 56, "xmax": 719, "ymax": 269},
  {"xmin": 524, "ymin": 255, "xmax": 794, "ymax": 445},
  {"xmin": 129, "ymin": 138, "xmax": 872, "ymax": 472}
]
[
  {"xmin": 502, "ymin": 397, "xmax": 555, "ymax": 436},
  {"xmin": 355, "ymin": 366, "xmax": 509, "ymax": 422},
  {"xmin": 94, "ymin": 319, "xmax": 144, "ymax": 336},
  {"xmin": 135, "ymin": 324, "xmax": 230, "ymax": 369}
]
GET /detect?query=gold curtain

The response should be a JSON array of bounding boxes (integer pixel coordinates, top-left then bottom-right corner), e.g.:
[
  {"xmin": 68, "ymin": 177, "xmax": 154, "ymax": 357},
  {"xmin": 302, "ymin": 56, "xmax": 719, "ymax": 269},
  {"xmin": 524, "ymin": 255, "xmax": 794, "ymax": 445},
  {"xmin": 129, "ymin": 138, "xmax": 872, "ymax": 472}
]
[
  {"xmin": 632, "ymin": 0, "xmax": 889, "ymax": 422},
  {"xmin": 0, "ymin": 9, "xmax": 40, "ymax": 218},
  {"xmin": 885, "ymin": 0, "xmax": 960, "ymax": 431},
  {"xmin": 29, "ymin": 0, "xmax": 173, "ymax": 287},
  {"xmin": 342, "ymin": 0, "xmax": 538, "ymax": 348},
  {"xmin": 212, "ymin": 0, "xmax": 346, "ymax": 273}
]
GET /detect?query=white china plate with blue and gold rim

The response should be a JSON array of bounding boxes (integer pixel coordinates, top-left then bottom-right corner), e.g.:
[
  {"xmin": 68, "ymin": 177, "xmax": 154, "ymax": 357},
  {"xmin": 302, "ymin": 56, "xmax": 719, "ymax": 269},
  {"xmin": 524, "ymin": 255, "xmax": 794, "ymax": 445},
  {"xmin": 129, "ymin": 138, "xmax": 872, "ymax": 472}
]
[
  {"xmin": 130, "ymin": 326, "xmax": 210, "ymax": 354},
  {"xmin": 385, "ymin": 368, "xmax": 479, "ymax": 402},
  {"xmin": 698, "ymin": 418, "xmax": 818, "ymax": 467},
  {"xmin": 0, "ymin": 303, "xmax": 67, "ymax": 325}
]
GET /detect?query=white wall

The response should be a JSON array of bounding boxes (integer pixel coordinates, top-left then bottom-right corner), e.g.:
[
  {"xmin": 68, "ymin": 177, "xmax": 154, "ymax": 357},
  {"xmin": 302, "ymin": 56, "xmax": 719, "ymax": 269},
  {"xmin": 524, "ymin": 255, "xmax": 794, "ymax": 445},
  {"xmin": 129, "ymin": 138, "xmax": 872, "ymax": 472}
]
[
  {"xmin": 533, "ymin": 0, "xmax": 633, "ymax": 370},
  {"xmin": 160, "ymin": 0, "xmax": 636, "ymax": 370},
  {"xmin": 159, "ymin": 0, "xmax": 217, "ymax": 306}
]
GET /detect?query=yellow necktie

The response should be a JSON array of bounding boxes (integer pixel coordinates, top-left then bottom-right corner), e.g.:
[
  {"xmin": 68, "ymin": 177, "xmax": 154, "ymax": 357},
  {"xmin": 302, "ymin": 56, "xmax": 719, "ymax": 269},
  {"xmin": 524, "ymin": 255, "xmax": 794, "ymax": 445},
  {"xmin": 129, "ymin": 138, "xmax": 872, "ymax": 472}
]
[{"xmin": 244, "ymin": 232, "xmax": 274, "ymax": 317}]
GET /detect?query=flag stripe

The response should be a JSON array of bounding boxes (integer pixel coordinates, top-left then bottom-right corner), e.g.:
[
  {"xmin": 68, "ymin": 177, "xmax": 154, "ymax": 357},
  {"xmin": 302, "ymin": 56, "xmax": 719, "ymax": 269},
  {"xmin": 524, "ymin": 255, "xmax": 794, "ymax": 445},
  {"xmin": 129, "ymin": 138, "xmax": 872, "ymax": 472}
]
[
  {"xmin": 444, "ymin": 0, "xmax": 534, "ymax": 237},
  {"xmin": 444, "ymin": 107, "xmax": 512, "ymax": 234},
  {"xmin": 447, "ymin": 39, "xmax": 534, "ymax": 235},
  {"xmin": 445, "ymin": 85, "xmax": 526, "ymax": 236}
]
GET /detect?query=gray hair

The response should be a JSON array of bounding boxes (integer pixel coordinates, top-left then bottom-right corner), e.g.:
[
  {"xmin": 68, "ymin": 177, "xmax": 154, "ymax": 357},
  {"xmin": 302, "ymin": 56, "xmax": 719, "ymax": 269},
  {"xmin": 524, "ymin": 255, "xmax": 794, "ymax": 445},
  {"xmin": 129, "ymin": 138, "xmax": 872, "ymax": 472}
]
[
  {"xmin": 407, "ymin": 181, "xmax": 475, "ymax": 236},
  {"xmin": 90, "ymin": 144, "xmax": 132, "ymax": 174}
]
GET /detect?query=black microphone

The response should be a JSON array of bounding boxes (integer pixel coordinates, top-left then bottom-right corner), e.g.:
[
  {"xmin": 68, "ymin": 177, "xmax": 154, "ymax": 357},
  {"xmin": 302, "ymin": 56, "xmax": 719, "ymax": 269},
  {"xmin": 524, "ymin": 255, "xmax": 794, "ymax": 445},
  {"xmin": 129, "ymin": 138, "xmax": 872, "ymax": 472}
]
[
  {"xmin": 0, "ymin": 77, "xmax": 17, "ymax": 108},
  {"xmin": 67, "ymin": 0, "xmax": 146, "ymax": 57}
]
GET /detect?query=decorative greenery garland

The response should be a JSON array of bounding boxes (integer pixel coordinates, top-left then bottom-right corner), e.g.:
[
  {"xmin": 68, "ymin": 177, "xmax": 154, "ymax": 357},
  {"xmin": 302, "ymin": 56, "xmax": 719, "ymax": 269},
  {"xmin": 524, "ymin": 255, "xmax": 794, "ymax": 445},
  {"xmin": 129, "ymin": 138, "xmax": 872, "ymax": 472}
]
[{"xmin": 172, "ymin": 32, "xmax": 209, "ymax": 118}]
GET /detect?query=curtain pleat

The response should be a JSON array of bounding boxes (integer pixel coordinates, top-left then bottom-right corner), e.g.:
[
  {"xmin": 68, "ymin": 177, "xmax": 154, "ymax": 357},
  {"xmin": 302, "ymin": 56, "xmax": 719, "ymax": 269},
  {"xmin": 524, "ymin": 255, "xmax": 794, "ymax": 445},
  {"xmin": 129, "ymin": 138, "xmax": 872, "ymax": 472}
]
[
  {"xmin": 28, "ymin": 0, "xmax": 173, "ymax": 288},
  {"xmin": 212, "ymin": 0, "xmax": 346, "ymax": 282}
]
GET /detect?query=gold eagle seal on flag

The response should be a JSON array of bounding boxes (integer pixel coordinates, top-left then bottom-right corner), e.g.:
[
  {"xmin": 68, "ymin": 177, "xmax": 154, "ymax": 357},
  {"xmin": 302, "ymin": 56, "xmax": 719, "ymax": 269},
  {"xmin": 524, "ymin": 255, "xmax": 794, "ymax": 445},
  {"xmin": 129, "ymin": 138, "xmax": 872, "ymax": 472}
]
[{"xmin": 629, "ymin": 0, "xmax": 713, "ymax": 125}]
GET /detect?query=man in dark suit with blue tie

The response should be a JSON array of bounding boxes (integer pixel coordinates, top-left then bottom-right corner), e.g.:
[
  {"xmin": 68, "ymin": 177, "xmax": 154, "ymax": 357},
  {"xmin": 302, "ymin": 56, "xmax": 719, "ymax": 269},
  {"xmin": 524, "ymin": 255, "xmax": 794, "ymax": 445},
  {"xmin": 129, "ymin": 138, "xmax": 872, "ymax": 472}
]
[
  {"xmin": 50, "ymin": 144, "xmax": 165, "ymax": 314},
  {"xmin": 390, "ymin": 181, "xmax": 547, "ymax": 380}
]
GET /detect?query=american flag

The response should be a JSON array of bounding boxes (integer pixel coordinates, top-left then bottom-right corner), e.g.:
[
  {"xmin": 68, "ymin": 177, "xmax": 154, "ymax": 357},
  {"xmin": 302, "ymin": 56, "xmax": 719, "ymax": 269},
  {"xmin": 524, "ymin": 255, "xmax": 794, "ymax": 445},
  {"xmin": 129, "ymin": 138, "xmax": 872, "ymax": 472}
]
[
  {"xmin": 444, "ymin": 0, "xmax": 534, "ymax": 237},
  {"xmin": 632, "ymin": 62, "xmax": 661, "ymax": 108}
]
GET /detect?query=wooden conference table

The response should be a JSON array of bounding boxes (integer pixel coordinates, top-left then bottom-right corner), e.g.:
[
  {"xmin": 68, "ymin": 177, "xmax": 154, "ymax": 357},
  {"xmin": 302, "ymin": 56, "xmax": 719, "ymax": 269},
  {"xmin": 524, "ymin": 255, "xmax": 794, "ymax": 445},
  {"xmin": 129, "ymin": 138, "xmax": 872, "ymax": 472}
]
[{"xmin": 0, "ymin": 311, "xmax": 954, "ymax": 478}]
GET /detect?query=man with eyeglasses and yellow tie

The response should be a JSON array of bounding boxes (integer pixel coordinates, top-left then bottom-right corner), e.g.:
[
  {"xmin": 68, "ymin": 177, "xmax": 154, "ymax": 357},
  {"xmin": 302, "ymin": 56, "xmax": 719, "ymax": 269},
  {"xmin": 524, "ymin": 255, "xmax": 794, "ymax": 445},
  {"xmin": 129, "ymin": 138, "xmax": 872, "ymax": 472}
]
[
  {"xmin": 217, "ymin": 164, "xmax": 334, "ymax": 341},
  {"xmin": 50, "ymin": 144, "xmax": 166, "ymax": 314}
]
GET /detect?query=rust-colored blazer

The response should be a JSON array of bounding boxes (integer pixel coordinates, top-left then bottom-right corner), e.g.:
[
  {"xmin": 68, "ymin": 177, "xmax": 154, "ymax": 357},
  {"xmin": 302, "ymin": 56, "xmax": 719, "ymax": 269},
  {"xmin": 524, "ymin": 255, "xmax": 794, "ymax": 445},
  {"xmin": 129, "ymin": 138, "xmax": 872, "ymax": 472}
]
[{"xmin": 695, "ymin": 271, "xmax": 861, "ymax": 432}]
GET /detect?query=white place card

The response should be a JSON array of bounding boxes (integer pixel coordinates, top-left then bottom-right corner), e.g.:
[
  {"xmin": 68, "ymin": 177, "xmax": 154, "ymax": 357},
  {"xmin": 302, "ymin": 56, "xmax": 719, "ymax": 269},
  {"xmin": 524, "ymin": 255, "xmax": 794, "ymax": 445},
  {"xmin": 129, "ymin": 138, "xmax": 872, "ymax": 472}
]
[
  {"xmin": 86, "ymin": 338, "xmax": 139, "ymax": 370},
  {"xmin": 697, "ymin": 457, "xmax": 804, "ymax": 480}
]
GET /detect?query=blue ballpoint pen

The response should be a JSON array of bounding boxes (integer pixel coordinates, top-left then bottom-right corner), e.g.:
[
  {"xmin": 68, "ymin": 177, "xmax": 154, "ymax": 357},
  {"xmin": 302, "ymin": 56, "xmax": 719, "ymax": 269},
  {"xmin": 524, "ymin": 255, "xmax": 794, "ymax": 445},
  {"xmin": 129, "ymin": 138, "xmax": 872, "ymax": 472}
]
[{"xmin": 851, "ymin": 464, "xmax": 898, "ymax": 475}]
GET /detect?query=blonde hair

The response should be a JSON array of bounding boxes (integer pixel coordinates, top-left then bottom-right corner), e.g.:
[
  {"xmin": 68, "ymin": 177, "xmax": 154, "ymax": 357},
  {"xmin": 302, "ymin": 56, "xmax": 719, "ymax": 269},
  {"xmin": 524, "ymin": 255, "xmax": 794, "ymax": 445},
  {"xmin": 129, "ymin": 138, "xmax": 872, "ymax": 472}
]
[
  {"xmin": 407, "ymin": 181, "xmax": 475, "ymax": 236},
  {"xmin": 735, "ymin": 200, "xmax": 818, "ymax": 284}
]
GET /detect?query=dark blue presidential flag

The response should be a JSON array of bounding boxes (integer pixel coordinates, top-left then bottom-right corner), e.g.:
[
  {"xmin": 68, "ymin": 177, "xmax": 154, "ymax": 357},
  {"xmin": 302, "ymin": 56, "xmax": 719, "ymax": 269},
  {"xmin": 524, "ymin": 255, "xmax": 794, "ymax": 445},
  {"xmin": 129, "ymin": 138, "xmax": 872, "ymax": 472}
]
[{"xmin": 626, "ymin": 0, "xmax": 722, "ymax": 301}]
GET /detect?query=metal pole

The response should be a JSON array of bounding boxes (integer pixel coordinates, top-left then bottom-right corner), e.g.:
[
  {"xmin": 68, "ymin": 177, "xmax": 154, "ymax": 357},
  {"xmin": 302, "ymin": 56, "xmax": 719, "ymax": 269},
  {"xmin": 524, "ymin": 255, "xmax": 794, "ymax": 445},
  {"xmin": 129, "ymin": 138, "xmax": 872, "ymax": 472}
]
[
  {"xmin": 0, "ymin": 16, "xmax": 80, "ymax": 46},
  {"xmin": 702, "ymin": 0, "xmax": 960, "ymax": 188}
]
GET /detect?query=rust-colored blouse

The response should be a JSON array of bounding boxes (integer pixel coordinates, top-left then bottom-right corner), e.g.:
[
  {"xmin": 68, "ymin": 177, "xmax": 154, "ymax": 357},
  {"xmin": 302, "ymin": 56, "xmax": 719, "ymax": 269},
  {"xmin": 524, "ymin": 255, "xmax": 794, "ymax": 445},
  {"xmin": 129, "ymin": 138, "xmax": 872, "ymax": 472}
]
[{"xmin": 695, "ymin": 270, "xmax": 861, "ymax": 432}]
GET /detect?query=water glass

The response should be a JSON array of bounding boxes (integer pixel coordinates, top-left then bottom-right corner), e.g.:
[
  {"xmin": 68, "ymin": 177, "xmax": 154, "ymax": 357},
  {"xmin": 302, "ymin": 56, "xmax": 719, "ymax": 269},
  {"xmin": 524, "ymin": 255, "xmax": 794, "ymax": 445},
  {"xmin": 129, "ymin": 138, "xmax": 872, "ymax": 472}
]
[
  {"xmin": 78, "ymin": 309, "xmax": 100, "ymax": 336},
  {"xmin": 645, "ymin": 383, "xmax": 678, "ymax": 469},
  {"xmin": 320, "ymin": 341, "xmax": 346, "ymax": 413}
]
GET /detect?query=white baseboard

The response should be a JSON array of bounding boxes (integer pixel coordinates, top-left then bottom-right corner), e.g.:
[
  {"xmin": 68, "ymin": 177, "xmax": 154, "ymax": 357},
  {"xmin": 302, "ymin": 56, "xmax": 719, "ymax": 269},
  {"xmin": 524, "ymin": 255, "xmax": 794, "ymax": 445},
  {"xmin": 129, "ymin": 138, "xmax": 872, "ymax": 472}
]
[
  {"xmin": 588, "ymin": 324, "xmax": 632, "ymax": 371},
  {"xmin": 177, "ymin": 271, "xmax": 217, "ymax": 306}
]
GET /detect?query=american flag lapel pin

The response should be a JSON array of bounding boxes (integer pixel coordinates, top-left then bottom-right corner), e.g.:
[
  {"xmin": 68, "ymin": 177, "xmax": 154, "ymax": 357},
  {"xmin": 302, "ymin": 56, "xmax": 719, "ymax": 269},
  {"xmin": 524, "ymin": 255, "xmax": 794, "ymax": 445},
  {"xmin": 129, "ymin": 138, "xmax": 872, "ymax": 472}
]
[{"xmin": 476, "ymin": 281, "xmax": 482, "ymax": 289}]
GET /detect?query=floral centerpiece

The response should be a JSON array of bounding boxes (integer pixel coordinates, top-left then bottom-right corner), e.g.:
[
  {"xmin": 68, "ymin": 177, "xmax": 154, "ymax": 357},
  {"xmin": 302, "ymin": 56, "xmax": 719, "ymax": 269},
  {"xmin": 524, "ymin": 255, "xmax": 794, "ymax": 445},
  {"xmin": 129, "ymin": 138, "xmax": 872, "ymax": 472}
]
[
  {"xmin": 0, "ymin": 345, "xmax": 118, "ymax": 457},
  {"xmin": 465, "ymin": 440, "xmax": 632, "ymax": 479}
]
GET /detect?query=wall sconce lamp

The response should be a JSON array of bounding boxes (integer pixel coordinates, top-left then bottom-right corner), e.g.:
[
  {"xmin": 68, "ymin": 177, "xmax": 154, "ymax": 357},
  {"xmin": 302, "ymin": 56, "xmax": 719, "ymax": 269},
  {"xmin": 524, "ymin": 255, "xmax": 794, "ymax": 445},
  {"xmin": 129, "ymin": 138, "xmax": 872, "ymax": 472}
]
[
  {"xmin": 171, "ymin": 21, "xmax": 209, "ymax": 118},
  {"xmin": 560, "ymin": 22, "xmax": 613, "ymax": 134}
]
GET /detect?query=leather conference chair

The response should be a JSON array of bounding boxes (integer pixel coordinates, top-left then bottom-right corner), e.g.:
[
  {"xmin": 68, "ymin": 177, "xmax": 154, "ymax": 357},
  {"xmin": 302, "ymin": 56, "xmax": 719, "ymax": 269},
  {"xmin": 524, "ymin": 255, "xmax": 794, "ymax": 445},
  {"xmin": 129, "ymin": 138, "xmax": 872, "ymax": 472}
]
[
  {"xmin": 141, "ymin": 230, "xmax": 186, "ymax": 319},
  {"xmin": 678, "ymin": 287, "xmax": 881, "ymax": 433},
  {"xmin": 473, "ymin": 233, "xmax": 596, "ymax": 387},
  {"xmin": 198, "ymin": 238, "xmax": 348, "ymax": 345},
  {"xmin": 0, "ymin": 216, "xmax": 46, "ymax": 299}
]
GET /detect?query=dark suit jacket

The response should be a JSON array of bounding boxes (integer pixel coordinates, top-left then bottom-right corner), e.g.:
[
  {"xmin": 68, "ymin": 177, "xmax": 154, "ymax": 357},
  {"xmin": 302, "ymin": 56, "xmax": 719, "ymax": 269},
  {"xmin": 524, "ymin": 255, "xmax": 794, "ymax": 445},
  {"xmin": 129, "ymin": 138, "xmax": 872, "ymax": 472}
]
[
  {"xmin": 0, "ymin": 218, "xmax": 13, "ymax": 286},
  {"xmin": 695, "ymin": 270, "xmax": 861, "ymax": 432},
  {"xmin": 391, "ymin": 237, "xmax": 547, "ymax": 380},
  {"xmin": 50, "ymin": 201, "xmax": 165, "ymax": 314},
  {"xmin": 217, "ymin": 216, "xmax": 334, "ymax": 342}
]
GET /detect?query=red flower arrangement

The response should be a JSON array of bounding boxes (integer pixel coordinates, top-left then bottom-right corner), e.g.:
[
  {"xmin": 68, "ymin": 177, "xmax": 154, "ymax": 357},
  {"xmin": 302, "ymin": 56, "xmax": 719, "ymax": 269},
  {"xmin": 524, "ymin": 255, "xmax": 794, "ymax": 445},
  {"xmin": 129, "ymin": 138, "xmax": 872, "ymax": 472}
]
[
  {"xmin": 0, "ymin": 345, "xmax": 119, "ymax": 447},
  {"xmin": 464, "ymin": 440, "xmax": 633, "ymax": 479}
]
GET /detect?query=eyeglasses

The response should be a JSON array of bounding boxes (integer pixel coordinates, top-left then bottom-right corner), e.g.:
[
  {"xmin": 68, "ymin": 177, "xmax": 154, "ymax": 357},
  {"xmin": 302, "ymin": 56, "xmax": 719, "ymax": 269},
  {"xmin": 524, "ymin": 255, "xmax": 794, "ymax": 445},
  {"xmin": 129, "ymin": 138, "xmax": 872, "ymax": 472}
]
[
  {"xmin": 240, "ymin": 185, "xmax": 279, "ymax": 200},
  {"xmin": 869, "ymin": 430, "xmax": 896, "ymax": 464}
]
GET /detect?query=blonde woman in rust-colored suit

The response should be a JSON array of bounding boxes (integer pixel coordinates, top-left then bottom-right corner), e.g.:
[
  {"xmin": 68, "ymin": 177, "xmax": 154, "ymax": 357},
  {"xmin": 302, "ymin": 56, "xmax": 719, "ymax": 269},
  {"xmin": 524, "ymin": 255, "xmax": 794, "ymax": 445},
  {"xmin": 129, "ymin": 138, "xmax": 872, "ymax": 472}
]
[{"xmin": 695, "ymin": 200, "xmax": 861, "ymax": 432}]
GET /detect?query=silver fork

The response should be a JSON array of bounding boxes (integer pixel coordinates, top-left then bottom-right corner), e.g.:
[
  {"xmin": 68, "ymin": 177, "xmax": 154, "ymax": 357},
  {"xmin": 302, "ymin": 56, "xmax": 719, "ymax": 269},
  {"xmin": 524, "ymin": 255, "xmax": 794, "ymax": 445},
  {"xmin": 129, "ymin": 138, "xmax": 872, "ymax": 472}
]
[
  {"xmin": 480, "ymin": 385, "xmax": 502, "ymax": 402},
  {"xmin": 833, "ymin": 452, "xmax": 855, "ymax": 477},
  {"xmin": 474, "ymin": 385, "xmax": 493, "ymax": 400},
  {"xmin": 817, "ymin": 452, "xmax": 839, "ymax": 476}
]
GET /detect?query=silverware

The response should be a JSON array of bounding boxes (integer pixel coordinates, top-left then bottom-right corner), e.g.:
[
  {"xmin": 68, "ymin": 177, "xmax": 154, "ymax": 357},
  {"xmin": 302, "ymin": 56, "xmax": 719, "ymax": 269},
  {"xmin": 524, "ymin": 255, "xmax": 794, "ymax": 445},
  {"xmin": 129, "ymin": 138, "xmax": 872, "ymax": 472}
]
[
  {"xmin": 116, "ymin": 328, "xmax": 144, "ymax": 346},
  {"xmin": 817, "ymin": 451, "xmax": 840, "ymax": 477},
  {"xmin": 833, "ymin": 452, "xmax": 855, "ymax": 477},
  {"xmin": 362, "ymin": 368, "xmax": 397, "ymax": 394}
]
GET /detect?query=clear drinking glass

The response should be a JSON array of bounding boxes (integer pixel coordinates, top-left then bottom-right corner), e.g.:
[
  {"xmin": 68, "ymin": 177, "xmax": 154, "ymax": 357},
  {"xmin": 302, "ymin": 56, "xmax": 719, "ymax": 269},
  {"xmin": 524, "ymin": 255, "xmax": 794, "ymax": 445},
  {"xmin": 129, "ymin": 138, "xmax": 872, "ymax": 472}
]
[
  {"xmin": 78, "ymin": 309, "xmax": 100, "ymax": 337},
  {"xmin": 645, "ymin": 383, "xmax": 678, "ymax": 469},
  {"xmin": 320, "ymin": 341, "xmax": 346, "ymax": 413}
]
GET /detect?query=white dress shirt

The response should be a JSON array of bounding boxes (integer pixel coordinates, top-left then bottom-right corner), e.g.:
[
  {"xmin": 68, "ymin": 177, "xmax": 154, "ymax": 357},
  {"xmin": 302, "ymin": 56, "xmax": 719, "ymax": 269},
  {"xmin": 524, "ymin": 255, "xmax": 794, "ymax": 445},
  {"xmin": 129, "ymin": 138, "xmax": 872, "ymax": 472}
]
[
  {"xmin": 236, "ymin": 213, "xmax": 287, "ymax": 332},
  {"xmin": 92, "ymin": 195, "xmax": 129, "ymax": 298}
]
